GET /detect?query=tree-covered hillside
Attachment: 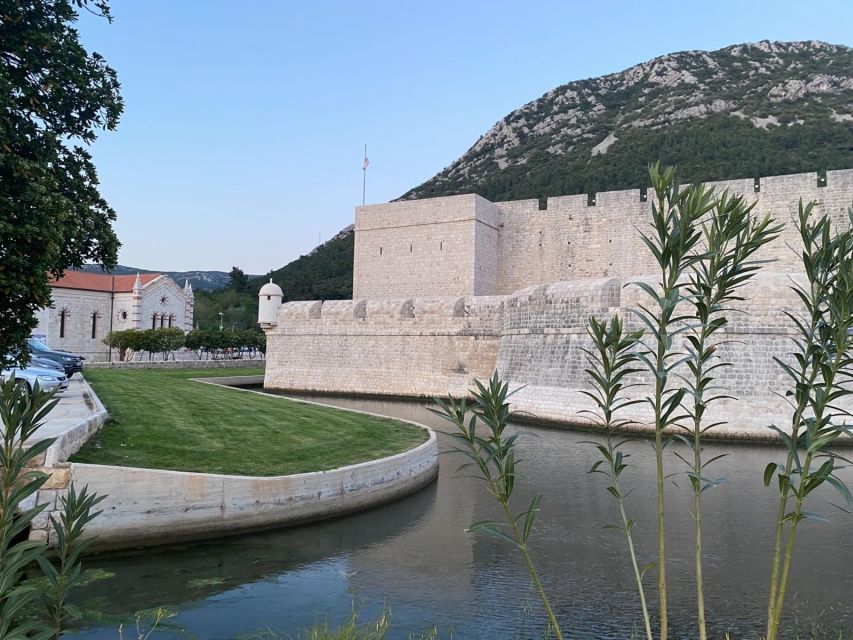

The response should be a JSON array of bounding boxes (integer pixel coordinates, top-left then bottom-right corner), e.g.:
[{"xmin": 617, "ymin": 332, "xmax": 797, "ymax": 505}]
[{"xmin": 248, "ymin": 227, "xmax": 354, "ymax": 302}]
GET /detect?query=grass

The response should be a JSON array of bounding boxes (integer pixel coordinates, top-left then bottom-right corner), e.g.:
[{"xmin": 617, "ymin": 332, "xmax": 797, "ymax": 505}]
[{"xmin": 70, "ymin": 368, "xmax": 429, "ymax": 476}]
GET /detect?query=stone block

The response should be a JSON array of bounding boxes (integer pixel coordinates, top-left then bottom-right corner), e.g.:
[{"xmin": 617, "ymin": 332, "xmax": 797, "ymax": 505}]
[
  {"xmin": 42, "ymin": 468, "xmax": 71, "ymax": 489},
  {"xmin": 29, "ymin": 529, "xmax": 48, "ymax": 543}
]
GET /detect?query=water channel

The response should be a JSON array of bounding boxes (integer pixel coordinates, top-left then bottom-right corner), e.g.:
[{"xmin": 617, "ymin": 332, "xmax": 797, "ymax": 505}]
[{"xmin": 68, "ymin": 392, "xmax": 853, "ymax": 639}]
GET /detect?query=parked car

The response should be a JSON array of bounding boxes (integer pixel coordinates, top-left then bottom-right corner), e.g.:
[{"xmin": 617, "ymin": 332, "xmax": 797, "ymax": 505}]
[
  {"xmin": 30, "ymin": 355, "xmax": 65, "ymax": 373},
  {"xmin": 0, "ymin": 365, "xmax": 69, "ymax": 395},
  {"xmin": 27, "ymin": 338, "xmax": 84, "ymax": 377}
]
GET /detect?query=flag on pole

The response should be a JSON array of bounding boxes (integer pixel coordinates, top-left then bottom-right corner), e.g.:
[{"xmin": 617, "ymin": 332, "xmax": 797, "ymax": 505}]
[{"xmin": 362, "ymin": 144, "xmax": 368, "ymax": 205}]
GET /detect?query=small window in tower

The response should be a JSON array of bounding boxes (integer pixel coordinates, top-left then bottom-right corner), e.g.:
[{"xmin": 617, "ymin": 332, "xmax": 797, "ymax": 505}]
[
  {"xmin": 440, "ymin": 241, "xmax": 443, "ymax": 251},
  {"xmin": 266, "ymin": 296, "xmax": 271, "ymax": 301},
  {"xmin": 121, "ymin": 311, "xmax": 127, "ymax": 320},
  {"xmin": 379, "ymin": 246, "xmax": 383, "ymax": 256},
  {"xmin": 91, "ymin": 312, "xmax": 97, "ymax": 339},
  {"xmin": 59, "ymin": 310, "xmax": 66, "ymax": 338}
]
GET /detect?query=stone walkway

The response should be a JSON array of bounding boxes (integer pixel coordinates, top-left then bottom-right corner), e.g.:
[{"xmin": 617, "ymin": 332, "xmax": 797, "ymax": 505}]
[{"xmin": 26, "ymin": 376, "xmax": 107, "ymax": 465}]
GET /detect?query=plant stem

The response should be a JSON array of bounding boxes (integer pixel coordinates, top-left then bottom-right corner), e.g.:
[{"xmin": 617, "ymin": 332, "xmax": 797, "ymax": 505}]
[
  {"xmin": 692, "ymin": 346, "xmax": 707, "ymax": 640},
  {"xmin": 769, "ymin": 338, "xmax": 838, "ymax": 640},
  {"xmin": 766, "ymin": 342, "xmax": 818, "ymax": 635},
  {"xmin": 498, "ymin": 496, "xmax": 564, "ymax": 640},
  {"xmin": 613, "ymin": 457, "xmax": 654, "ymax": 640},
  {"xmin": 654, "ymin": 371, "xmax": 668, "ymax": 640},
  {"xmin": 766, "ymin": 400, "xmax": 806, "ymax": 630},
  {"xmin": 768, "ymin": 450, "xmax": 814, "ymax": 640}
]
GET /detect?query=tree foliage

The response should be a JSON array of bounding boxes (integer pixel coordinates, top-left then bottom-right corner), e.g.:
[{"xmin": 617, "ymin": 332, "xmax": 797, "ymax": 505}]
[
  {"xmin": 104, "ymin": 328, "xmax": 265, "ymax": 361},
  {"xmin": 0, "ymin": 0, "xmax": 123, "ymax": 361},
  {"xmin": 228, "ymin": 266, "xmax": 250, "ymax": 294}
]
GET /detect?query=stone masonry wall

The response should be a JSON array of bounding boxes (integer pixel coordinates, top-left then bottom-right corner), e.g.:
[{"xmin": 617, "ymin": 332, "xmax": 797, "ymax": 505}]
[
  {"xmin": 495, "ymin": 273, "xmax": 828, "ymax": 437},
  {"xmin": 264, "ymin": 270, "xmax": 853, "ymax": 438},
  {"xmin": 353, "ymin": 194, "xmax": 501, "ymax": 299},
  {"xmin": 265, "ymin": 167, "xmax": 853, "ymax": 439},
  {"xmin": 264, "ymin": 296, "xmax": 504, "ymax": 398},
  {"xmin": 495, "ymin": 169, "xmax": 853, "ymax": 294},
  {"xmin": 34, "ymin": 288, "xmax": 113, "ymax": 361},
  {"xmin": 354, "ymin": 169, "xmax": 853, "ymax": 298}
]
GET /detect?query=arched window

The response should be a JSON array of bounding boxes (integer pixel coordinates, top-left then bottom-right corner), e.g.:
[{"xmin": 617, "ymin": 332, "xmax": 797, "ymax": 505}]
[
  {"xmin": 160, "ymin": 314, "xmax": 164, "ymax": 328},
  {"xmin": 59, "ymin": 310, "xmax": 67, "ymax": 338},
  {"xmin": 91, "ymin": 312, "xmax": 98, "ymax": 339},
  {"xmin": 167, "ymin": 314, "xmax": 173, "ymax": 328},
  {"xmin": 121, "ymin": 310, "xmax": 127, "ymax": 320},
  {"xmin": 152, "ymin": 313, "xmax": 157, "ymax": 330}
]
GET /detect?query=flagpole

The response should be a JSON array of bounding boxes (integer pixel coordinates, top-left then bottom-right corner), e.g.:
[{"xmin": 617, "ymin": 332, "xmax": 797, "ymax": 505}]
[{"xmin": 362, "ymin": 143, "xmax": 367, "ymax": 205}]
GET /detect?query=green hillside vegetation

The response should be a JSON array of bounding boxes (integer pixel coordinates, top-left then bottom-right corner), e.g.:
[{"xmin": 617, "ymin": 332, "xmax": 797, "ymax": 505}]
[
  {"xmin": 408, "ymin": 115, "xmax": 852, "ymax": 204},
  {"xmin": 249, "ymin": 229, "xmax": 354, "ymax": 301}
]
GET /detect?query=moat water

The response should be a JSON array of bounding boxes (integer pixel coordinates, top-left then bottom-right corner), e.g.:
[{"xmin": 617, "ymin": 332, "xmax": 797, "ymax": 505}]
[{"xmin": 68, "ymin": 393, "xmax": 853, "ymax": 639}]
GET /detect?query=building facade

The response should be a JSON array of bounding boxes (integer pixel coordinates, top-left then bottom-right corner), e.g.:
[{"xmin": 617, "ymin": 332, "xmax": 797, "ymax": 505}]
[{"xmin": 33, "ymin": 271, "xmax": 194, "ymax": 362}]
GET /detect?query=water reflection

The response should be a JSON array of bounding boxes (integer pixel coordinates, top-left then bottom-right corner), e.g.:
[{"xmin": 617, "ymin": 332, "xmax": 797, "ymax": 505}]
[{"xmin": 68, "ymin": 394, "xmax": 853, "ymax": 639}]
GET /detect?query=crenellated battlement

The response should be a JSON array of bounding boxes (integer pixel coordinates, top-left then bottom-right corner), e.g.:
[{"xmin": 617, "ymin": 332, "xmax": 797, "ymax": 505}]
[{"xmin": 354, "ymin": 168, "xmax": 853, "ymax": 298}]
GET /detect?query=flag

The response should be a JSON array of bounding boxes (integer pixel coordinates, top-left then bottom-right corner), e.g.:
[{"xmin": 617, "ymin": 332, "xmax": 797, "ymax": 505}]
[{"xmin": 363, "ymin": 152, "xmax": 369, "ymax": 170}]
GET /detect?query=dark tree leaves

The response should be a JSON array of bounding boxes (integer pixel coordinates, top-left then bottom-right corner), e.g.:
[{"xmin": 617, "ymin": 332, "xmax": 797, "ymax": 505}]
[{"xmin": 0, "ymin": 0, "xmax": 123, "ymax": 360}]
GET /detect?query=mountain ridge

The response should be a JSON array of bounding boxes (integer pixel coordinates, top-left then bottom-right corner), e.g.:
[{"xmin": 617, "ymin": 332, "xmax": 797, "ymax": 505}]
[
  {"xmin": 402, "ymin": 39, "xmax": 852, "ymax": 202},
  {"xmin": 79, "ymin": 264, "xmax": 258, "ymax": 292}
]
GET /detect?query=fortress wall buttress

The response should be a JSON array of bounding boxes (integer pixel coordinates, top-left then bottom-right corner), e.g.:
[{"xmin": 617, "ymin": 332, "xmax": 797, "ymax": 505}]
[{"xmin": 263, "ymin": 296, "xmax": 503, "ymax": 398}]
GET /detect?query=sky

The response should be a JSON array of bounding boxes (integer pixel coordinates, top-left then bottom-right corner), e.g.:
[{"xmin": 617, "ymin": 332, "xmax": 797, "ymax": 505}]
[{"xmin": 77, "ymin": 0, "xmax": 853, "ymax": 274}]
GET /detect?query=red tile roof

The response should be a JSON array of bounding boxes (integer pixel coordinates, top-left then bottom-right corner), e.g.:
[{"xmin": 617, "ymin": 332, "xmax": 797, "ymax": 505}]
[{"xmin": 49, "ymin": 271, "xmax": 161, "ymax": 293}]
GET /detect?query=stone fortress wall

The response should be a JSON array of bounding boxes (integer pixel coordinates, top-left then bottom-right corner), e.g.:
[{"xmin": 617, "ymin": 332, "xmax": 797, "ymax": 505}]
[
  {"xmin": 265, "ymin": 168, "xmax": 853, "ymax": 438},
  {"xmin": 354, "ymin": 169, "xmax": 853, "ymax": 297}
]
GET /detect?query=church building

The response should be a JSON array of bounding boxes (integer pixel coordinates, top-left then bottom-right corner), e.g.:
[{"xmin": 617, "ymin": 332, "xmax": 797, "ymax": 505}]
[{"xmin": 33, "ymin": 270, "xmax": 195, "ymax": 362}]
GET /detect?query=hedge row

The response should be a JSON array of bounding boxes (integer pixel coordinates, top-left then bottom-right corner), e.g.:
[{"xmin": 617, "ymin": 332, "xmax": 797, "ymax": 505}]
[{"xmin": 103, "ymin": 329, "xmax": 265, "ymax": 361}]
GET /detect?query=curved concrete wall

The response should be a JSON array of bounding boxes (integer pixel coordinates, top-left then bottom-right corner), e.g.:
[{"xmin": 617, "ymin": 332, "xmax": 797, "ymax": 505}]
[{"xmin": 71, "ymin": 424, "xmax": 438, "ymax": 549}]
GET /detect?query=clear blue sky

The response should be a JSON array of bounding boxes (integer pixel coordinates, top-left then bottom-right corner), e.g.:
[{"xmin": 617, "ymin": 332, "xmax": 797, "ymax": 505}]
[{"xmin": 78, "ymin": 0, "xmax": 853, "ymax": 274}]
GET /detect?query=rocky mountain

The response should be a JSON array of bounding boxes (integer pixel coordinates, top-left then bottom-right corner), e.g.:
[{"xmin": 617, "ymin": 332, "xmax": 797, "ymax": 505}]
[
  {"xmin": 403, "ymin": 40, "xmax": 853, "ymax": 202},
  {"xmin": 80, "ymin": 264, "xmax": 242, "ymax": 292}
]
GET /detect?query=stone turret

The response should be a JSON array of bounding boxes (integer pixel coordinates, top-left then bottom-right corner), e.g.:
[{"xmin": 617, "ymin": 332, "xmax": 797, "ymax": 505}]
[{"xmin": 258, "ymin": 279, "xmax": 283, "ymax": 330}]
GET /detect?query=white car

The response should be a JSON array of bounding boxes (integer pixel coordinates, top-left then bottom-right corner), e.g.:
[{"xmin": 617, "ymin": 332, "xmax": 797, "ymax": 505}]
[{"xmin": 0, "ymin": 365, "xmax": 69, "ymax": 395}]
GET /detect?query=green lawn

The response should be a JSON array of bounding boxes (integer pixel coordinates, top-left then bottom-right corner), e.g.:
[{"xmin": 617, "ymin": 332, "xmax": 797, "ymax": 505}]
[{"xmin": 71, "ymin": 368, "xmax": 429, "ymax": 476}]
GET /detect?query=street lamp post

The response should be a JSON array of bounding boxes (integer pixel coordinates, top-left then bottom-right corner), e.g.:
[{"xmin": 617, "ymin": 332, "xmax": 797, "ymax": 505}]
[{"xmin": 218, "ymin": 312, "xmax": 224, "ymax": 331}]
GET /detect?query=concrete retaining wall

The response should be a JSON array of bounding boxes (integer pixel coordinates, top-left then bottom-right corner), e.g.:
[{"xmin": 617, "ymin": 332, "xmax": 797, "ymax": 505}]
[
  {"xmin": 72, "ymin": 427, "xmax": 438, "ymax": 549},
  {"xmin": 23, "ymin": 376, "xmax": 109, "ymax": 542},
  {"xmin": 86, "ymin": 358, "xmax": 265, "ymax": 370},
  {"xmin": 26, "ymin": 375, "xmax": 438, "ymax": 549}
]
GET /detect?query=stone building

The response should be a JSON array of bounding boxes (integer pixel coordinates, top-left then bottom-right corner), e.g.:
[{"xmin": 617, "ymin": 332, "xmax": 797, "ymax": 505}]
[
  {"xmin": 33, "ymin": 270, "xmax": 194, "ymax": 362},
  {"xmin": 261, "ymin": 168, "xmax": 853, "ymax": 438}
]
